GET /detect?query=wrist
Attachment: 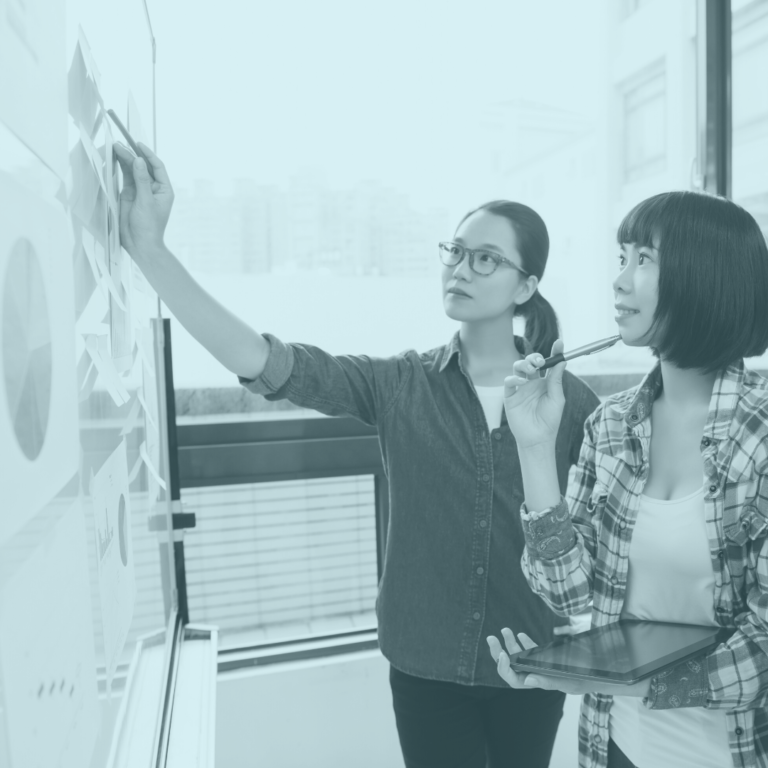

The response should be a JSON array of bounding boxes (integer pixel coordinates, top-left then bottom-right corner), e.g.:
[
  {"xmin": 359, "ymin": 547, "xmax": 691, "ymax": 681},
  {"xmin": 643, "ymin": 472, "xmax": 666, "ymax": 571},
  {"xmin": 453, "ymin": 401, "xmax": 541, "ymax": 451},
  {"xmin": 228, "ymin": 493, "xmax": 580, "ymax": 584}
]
[
  {"xmin": 517, "ymin": 441, "xmax": 557, "ymax": 459},
  {"xmin": 131, "ymin": 240, "xmax": 171, "ymax": 272}
]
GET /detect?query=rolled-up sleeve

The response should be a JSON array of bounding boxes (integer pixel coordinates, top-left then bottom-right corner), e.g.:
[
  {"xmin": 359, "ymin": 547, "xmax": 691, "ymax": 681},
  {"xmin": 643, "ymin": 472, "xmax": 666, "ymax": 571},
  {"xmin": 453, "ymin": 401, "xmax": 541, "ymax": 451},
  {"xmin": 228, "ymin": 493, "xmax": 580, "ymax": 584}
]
[
  {"xmin": 238, "ymin": 333, "xmax": 296, "ymax": 396},
  {"xmin": 519, "ymin": 406, "xmax": 603, "ymax": 617},
  {"xmin": 238, "ymin": 333, "xmax": 411, "ymax": 427}
]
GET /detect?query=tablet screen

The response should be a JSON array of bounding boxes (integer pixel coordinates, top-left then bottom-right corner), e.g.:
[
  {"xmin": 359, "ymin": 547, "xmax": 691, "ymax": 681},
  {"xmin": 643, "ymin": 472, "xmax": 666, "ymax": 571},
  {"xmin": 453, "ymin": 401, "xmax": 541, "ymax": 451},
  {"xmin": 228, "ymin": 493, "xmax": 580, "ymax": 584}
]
[{"xmin": 508, "ymin": 620, "xmax": 732, "ymax": 684}]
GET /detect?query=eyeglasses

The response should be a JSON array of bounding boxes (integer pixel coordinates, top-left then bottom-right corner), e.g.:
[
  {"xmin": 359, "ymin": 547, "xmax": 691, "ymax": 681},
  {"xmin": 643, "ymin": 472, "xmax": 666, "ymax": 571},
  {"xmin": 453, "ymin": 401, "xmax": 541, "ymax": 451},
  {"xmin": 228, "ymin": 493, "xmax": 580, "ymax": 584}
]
[{"xmin": 438, "ymin": 241, "xmax": 530, "ymax": 277}]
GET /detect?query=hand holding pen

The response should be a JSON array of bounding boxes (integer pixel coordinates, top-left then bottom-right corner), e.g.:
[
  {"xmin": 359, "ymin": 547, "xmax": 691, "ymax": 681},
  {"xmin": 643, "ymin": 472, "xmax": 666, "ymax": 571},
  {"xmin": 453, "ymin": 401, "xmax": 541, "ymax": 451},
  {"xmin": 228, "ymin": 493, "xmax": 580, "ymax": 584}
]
[{"xmin": 503, "ymin": 335, "xmax": 621, "ymax": 450}]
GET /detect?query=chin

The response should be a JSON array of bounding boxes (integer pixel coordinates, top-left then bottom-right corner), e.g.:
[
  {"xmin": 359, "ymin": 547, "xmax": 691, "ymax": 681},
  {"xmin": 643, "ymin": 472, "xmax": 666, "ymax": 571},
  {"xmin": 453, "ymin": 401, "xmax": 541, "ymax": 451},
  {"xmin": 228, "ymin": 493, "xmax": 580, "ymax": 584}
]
[{"xmin": 617, "ymin": 328, "xmax": 654, "ymax": 348}]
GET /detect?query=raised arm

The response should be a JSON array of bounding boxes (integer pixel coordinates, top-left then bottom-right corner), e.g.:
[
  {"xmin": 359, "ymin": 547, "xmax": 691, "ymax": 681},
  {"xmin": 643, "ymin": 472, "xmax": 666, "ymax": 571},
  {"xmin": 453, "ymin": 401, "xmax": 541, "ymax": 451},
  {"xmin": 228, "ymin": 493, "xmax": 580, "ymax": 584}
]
[
  {"xmin": 114, "ymin": 143, "xmax": 269, "ymax": 380},
  {"xmin": 503, "ymin": 341, "xmax": 597, "ymax": 615}
]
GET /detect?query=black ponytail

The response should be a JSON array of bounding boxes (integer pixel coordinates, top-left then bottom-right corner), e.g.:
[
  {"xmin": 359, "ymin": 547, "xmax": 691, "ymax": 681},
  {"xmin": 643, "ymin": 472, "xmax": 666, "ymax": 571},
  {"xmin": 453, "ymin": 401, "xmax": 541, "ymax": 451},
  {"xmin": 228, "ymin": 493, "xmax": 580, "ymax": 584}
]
[
  {"xmin": 516, "ymin": 290, "xmax": 560, "ymax": 358},
  {"xmin": 456, "ymin": 200, "xmax": 558, "ymax": 358}
]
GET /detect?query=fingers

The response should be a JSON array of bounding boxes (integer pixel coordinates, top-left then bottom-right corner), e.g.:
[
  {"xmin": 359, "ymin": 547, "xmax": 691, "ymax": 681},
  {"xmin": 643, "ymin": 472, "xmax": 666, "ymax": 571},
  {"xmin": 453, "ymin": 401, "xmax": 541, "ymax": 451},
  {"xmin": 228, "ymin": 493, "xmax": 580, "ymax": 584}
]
[
  {"xmin": 495, "ymin": 649, "xmax": 523, "ymax": 688},
  {"xmin": 131, "ymin": 154, "xmax": 155, "ymax": 202},
  {"xmin": 500, "ymin": 627, "xmax": 524, "ymax": 655},
  {"xmin": 512, "ymin": 353, "xmax": 545, "ymax": 380},
  {"xmin": 486, "ymin": 635, "xmax": 503, "ymax": 662},
  {"xmin": 516, "ymin": 632, "xmax": 538, "ymax": 651},
  {"xmin": 136, "ymin": 142, "xmax": 173, "ymax": 187},
  {"xmin": 545, "ymin": 343, "xmax": 567, "ymax": 396},
  {"xmin": 113, "ymin": 143, "xmax": 137, "ymax": 194}
]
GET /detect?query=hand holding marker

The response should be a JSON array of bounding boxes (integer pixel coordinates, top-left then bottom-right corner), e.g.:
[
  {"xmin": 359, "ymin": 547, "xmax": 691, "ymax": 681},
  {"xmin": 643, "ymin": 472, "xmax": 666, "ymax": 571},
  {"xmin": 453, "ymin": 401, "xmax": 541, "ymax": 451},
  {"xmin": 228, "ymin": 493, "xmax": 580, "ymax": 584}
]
[
  {"xmin": 538, "ymin": 334, "xmax": 621, "ymax": 371},
  {"xmin": 106, "ymin": 109, "xmax": 156, "ymax": 181}
]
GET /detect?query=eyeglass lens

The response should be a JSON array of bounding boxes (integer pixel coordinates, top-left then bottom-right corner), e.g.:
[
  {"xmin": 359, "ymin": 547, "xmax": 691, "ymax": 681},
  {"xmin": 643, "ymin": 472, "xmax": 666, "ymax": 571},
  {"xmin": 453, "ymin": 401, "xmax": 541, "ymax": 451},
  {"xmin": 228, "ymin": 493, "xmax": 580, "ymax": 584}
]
[{"xmin": 438, "ymin": 243, "xmax": 499, "ymax": 275}]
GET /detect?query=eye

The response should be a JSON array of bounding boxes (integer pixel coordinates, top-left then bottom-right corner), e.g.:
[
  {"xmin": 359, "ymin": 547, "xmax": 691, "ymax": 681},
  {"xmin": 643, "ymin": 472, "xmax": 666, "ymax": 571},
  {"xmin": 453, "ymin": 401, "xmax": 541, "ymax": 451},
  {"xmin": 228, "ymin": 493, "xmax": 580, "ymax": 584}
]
[
  {"xmin": 477, "ymin": 251, "xmax": 497, "ymax": 264},
  {"xmin": 617, "ymin": 253, "xmax": 626, "ymax": 268}
]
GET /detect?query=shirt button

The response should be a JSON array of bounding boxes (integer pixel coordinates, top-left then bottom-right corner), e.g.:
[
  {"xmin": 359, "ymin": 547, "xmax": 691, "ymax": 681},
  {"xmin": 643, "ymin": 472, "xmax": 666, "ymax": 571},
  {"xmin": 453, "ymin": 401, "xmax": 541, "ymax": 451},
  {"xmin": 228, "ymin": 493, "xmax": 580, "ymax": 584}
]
[
  {"xmin": 702, "ymin": 438, "xmax": 711, "ymax": 447},
  {"xmin": 630, "ymin": 414, "xmax": 639, "ymax": 422},
  {"xmin": 611, "ymin": 576, "xmax": 618, "ymax": 585},
  {"xmin": 479, "ymin": 520, "xmax": 487, "ymax": 528},
  {"xmin": 494, "ymin": 432, "xmax": 502, "ymax": 441},
  {"xmin": 709, "ymin": 484, "xmax": 718, "ymax": 494},
  {"xmin": 718, "ymin": 550, "xmax": 725, "ymax": 559},
  {"xmin": 619, "ymin": 521, "xmax": 627, "ymax": 530},
  {"xmin": 593, "ymin": 734, "xmax": 602, "ymax": 744},
  {"xmin": 473, "ymin": 612, "xmax": 481, "ymax": 620},
  {"xmin": 483, "ymin": 474, "xmax": 490, "ymax": 482},
  {"xmin": 476, "ymin": 567, "xmax": 484, "ymax": 575},
  {"xmin": 735, "ymin": 727, "xmax": 744, "ymax": 736}
]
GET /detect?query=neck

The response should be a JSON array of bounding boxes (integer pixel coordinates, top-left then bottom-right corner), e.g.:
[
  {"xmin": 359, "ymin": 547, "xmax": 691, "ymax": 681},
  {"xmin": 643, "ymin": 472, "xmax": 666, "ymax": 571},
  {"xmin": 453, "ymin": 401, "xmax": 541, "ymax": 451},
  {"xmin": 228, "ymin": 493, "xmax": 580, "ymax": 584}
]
[
  {"xmin": 459, "ymin": 315, "xmax": 522, "ymax": 371},
  {"xmin": 658, "ymin": 358, "xmax": 718, "ymax": 411}
]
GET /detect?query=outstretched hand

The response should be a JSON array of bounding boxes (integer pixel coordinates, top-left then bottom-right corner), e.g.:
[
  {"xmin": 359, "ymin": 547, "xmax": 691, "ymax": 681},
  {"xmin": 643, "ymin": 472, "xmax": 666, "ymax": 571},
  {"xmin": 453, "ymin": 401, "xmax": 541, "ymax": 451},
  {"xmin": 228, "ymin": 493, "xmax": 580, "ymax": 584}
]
[
  {"xmin": 503, "ymin": 339, "xmax": 567, "ymax": 450},
  {"xmin": 113, "ymin": 141, "xmax": 174, "ymax": 259}
]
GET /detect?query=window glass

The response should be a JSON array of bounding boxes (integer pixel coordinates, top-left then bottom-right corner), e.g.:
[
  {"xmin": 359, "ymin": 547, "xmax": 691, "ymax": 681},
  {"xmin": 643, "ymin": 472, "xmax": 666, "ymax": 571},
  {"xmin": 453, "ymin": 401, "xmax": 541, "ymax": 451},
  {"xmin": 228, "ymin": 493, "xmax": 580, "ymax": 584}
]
[
  {"xmin": 624, "ymin": 68, "xmax": 667, "ymax": 183},
  {"xmin": 732, "ymin": 0, "xmax": 768, "ymax": 369},
  {"xmin": 157, "ymin": 0, "xmax": 699, "ymax": 405}
]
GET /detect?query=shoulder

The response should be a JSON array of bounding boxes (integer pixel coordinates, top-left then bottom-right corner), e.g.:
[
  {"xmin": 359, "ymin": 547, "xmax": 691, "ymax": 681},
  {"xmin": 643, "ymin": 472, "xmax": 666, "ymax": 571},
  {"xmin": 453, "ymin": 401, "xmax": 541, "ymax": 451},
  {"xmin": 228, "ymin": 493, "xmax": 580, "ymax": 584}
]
[
  {"xmin": 732, "ymin": 368, "xmax": 768, "ymax": 473},
  {"xmin": 562, "ymin": 370, "xmax": 598, "ymax": 401},
  {"xmin": 561, "ymin": 370, "xmax": 600, "ymax": 421},
  {"xmin": 414, "ymin": 341, "xmax": 454, "ymax": 372},
  {"xmin": 736, "ymin": 367, "xmax": 768, "ymax": 417},
  {"xmin": 580, "ymin": 384, "xmax": 641, "ymax": 447}
]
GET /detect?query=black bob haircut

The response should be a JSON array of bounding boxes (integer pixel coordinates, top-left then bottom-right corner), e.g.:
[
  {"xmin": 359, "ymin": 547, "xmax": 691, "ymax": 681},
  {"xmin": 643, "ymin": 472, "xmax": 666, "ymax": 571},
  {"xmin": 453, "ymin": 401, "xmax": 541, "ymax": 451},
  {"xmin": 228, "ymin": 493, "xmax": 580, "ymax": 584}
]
[{"xmin": 617, "ymin": 191, "xmax": 768, "ymax": 374}]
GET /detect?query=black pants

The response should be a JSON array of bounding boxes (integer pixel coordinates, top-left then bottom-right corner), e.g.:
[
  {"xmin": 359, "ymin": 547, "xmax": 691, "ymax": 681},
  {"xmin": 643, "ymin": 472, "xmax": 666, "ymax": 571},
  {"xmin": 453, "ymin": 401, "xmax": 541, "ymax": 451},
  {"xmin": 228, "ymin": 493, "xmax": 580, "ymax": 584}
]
[
  {"xmin": 607, "ymin": 739, "xmax": 637, "ymax": 768},
  {"xmin": 389, "ymin": 665, "xmax": 565, "ymax": 768}
]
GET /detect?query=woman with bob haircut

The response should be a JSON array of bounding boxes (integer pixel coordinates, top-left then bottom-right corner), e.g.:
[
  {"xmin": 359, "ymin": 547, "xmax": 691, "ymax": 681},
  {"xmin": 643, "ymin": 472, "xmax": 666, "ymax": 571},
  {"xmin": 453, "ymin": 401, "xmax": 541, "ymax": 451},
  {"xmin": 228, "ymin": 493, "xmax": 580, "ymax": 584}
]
[
  {"xmin": 486, "ymin": 190, "xmax": 768, "ymax": 768},
  {"xmin": 113, "ymin": 142, "xmax": 600, "ymax": 768}
]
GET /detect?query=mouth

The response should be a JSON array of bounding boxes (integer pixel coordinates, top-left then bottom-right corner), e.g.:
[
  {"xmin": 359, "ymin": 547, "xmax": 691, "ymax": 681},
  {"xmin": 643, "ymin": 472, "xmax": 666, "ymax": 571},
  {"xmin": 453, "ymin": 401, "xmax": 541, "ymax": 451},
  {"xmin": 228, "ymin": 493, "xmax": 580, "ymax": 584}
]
[
  {"xmin": 615, "ymin": 307, "xmax": 639, "ymax": 317},
  {"xmin": 447, "ymin": 287, "xmax": 470, "ymax": 298}
]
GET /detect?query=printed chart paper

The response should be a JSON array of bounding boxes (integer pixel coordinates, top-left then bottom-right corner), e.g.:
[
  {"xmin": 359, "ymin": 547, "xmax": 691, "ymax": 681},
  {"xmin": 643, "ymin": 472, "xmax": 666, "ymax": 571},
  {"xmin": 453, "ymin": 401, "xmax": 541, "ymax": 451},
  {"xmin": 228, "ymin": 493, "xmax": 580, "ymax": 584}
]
[
  {"xmin": 90, "ymin": 439, "xmax": 136, "ymax": 689},
  {"xmin": 0, "ymin": 501, "xmax": 100, "ymax": 768},
  {"xmin": 0, "ymin": 173, "xmax": 78, "ymax": 544}
]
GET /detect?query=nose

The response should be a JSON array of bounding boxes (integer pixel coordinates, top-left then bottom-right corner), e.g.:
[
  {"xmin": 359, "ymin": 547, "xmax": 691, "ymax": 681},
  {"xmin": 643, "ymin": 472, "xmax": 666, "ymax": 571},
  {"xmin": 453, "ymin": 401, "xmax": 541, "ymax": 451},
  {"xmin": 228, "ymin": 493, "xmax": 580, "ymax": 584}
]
[
  {"xmin": 613, "ymin": 261, "xmax": 632, "ymax": 296},
  {"xmin": 451, "ymin": 254, "xmax": 473, "ymax": 281}
]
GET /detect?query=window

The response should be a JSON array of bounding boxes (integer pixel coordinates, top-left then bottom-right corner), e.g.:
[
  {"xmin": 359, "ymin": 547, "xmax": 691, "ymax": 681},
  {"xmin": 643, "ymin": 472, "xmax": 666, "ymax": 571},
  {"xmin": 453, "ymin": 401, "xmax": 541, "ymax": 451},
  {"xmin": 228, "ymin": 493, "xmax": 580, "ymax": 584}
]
[
  {"xmin": 624, "ymin": 0, "xmax": 655, "ymax": 16},
  {"xmin": 623, "ymin": 68, "xmax": 667, "ymax": 183},
  {"xmin": 182, "ymin": 477, "xmax": 378, "ymax": 648},
  {"xmin": 732, "ymin": 0, "xmax": 768, "ymax": 367}
]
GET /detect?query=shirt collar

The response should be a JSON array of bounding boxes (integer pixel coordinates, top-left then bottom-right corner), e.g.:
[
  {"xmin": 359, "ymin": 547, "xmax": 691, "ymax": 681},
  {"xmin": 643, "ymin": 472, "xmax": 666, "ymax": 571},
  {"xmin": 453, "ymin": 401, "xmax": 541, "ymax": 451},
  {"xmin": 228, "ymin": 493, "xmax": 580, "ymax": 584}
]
[
  {"xmin": 438, "ymin": 331, "xmax": 534, "ymax": 373},
  {"xmin": 621, "ymin": 358, "xmax": 747, "ymax": 439}
]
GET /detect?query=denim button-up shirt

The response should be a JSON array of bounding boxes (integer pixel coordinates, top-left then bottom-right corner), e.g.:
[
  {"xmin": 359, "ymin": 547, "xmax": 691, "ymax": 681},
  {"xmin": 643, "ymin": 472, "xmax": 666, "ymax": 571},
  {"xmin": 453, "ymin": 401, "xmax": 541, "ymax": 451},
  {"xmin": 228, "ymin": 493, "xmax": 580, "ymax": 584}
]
[{"xmin": 240, "ymin": 331, "xmax": 600, "ymax": 686}]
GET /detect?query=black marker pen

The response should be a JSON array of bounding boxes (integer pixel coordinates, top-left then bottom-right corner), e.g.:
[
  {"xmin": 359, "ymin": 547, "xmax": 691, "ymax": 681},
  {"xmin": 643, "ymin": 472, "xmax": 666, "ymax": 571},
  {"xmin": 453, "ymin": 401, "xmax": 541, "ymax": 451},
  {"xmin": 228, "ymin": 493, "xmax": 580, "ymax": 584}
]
[{"xmin": 539, "ymin": 335, "xmax": 622, "ymax": 371}]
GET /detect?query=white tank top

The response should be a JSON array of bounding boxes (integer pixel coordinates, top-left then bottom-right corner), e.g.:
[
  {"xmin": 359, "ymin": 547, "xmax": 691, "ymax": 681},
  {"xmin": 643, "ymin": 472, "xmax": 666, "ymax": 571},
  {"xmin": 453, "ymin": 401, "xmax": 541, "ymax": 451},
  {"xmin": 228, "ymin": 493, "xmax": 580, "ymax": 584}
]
[
  {"xmin": 609, "ymin": 487, "xmax": 732, "ymax": 768},
  {"xmin": 474, "ymin": 385, "xmax": 505, "ymax": 432}
]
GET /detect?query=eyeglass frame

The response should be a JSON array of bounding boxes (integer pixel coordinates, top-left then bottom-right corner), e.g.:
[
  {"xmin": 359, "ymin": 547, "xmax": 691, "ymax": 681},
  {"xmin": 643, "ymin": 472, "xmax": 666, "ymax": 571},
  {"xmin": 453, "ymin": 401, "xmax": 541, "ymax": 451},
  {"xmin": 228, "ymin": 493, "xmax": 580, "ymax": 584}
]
[{"xmin": 438, "ymin": 241, "xmax": 531, "ymax": 278}]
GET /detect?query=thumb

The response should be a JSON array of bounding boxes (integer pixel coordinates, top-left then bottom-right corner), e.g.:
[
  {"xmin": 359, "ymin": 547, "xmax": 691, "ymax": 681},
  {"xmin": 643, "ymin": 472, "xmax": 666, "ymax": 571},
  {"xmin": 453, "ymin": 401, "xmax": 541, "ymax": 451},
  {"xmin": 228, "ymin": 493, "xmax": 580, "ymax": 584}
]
[
  {"xmin": 545, "ymin": 339, "xmax": 566, "ymax": 397},
  {"xmin": 133, "ymin": 157, "xmax": 153, "ymax": 202}
]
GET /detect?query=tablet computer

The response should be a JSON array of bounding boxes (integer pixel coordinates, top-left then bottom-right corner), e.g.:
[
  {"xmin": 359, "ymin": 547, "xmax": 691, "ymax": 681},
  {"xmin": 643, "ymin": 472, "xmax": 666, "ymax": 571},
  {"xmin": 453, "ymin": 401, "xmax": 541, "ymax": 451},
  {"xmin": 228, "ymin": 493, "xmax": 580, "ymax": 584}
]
[{"xmin": 508, "ymin": 620, "xmax": 733, "ymax": 685}]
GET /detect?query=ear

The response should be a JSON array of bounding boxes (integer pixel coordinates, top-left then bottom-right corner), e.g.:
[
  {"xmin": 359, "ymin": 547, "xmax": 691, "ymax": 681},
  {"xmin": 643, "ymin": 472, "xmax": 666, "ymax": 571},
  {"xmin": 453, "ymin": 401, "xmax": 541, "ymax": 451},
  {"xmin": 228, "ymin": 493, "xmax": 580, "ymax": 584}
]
[{"xmin": 514, "ymin": 274, "xmax": 539, "ymax": 306}]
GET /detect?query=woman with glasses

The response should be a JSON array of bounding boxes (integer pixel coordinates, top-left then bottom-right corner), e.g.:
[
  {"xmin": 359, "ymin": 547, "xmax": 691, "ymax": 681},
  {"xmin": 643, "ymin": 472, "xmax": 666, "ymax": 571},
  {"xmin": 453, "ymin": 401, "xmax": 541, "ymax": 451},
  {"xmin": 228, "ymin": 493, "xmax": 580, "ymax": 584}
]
[
  {"xmin": 487, "ymin": 191, "xmax": 768, "ymax": 768},
  {"xmin": 114, "ymin": 143, "xmax": 599, "ymax": 768}
]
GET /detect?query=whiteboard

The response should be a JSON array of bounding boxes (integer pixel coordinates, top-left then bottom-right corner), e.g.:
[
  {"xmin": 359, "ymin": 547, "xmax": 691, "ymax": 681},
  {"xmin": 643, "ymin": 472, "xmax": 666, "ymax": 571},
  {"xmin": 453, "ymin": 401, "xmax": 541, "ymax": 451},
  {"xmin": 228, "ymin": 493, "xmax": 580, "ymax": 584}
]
[{"xmin": 0, "ymin": 7, "xmax": 177, "ymax": 767}]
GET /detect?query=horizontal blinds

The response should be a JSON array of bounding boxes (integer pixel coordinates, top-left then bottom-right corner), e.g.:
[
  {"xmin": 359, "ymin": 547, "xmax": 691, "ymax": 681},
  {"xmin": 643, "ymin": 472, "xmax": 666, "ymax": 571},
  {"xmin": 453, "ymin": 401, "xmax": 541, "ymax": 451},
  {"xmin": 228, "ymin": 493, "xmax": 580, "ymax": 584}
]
[{"xmin": 182, "ymin": 476, "xmax": 378, "ymax": 643}]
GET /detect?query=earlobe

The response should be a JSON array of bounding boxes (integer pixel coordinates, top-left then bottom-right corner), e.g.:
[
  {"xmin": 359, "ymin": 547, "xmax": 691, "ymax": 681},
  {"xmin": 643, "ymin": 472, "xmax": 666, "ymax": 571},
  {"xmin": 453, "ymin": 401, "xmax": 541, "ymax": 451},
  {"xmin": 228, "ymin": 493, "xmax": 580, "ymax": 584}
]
[{"xmin": 519, "ymin": 276, "xmax": 539, "ymax": 306}]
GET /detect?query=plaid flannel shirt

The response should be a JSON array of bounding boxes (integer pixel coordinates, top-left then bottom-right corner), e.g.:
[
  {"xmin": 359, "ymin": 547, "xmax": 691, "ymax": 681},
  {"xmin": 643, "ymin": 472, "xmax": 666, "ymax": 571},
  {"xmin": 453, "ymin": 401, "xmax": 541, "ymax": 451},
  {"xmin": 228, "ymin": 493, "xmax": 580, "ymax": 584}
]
[{"xmin": 520, "ymin": 359, "xmax": 768, "ymax": 768}]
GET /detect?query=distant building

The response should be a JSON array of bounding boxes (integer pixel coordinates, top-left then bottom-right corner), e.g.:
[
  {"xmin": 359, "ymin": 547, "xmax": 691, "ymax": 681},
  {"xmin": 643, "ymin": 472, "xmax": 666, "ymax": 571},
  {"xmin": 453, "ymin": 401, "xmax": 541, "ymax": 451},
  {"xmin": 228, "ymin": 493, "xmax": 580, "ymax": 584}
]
[
  {"xmin": 732, "ymin": 0, "xmax": 768, "ymax": 236},
  {"xmin": 167, "ymin": 172, "xmax": 448, "ymax": 277}
]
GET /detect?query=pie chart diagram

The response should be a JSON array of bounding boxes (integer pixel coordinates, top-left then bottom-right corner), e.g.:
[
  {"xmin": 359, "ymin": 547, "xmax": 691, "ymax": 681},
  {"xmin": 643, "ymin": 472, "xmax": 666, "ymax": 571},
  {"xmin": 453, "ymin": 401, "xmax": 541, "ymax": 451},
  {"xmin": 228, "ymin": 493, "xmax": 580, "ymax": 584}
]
[
  {"xmin": 118, "ymin": 494, "xmax": 128, "ymax": 567},
  {"xmin": 2, "ymin": 238, "xmax": 52, "ymax": 461}
]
